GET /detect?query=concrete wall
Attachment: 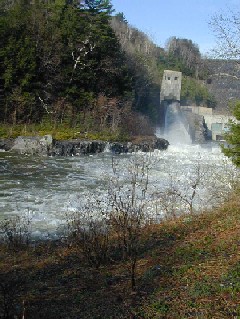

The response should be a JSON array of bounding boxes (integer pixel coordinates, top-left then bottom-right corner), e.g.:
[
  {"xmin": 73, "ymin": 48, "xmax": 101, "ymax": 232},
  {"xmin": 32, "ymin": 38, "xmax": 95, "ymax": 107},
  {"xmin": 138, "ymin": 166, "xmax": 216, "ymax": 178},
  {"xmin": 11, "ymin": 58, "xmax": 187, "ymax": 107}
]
[
  {"xmin": 204, "ymin": 114, "xmax": 235, "ymax": 140},
  {"xmin": 182, "ymin": 111, "xmax": 207, "ymax": 143},
  {"xmin": 181, "ymin": 105, "xmax": 235, "ymax": 140},
  {"xmin": 160, "ymin": 70, "xmax": 182, "ymax": 102},
  {"xmin": 160, "ymin": 71, "xmax": 236, "ymax": 142},
  {"xmin": 181, "ymin": 105, "xmax": 213, "ymax": 116}
]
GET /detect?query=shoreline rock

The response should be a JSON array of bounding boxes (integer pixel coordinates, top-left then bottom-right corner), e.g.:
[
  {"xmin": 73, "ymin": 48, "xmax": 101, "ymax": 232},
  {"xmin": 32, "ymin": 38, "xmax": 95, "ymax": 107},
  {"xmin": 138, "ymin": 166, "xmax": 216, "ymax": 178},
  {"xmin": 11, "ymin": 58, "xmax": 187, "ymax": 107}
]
[
  {"xmin": 0, "ymin": 135, "xmax": 169, "ymax": 156},
  {"xmin": 0, "ymin": 138, "xmax": 14, "ymax": 151}
]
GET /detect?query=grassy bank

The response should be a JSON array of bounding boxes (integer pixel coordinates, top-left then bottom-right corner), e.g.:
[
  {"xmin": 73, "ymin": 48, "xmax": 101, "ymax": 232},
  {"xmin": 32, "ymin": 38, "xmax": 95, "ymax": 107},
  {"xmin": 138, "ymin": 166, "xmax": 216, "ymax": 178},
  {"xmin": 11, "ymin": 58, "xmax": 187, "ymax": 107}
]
[
  {"xmin": 0, "ymin": 122, "xmax": 130, "ymax": 142},
  {"xmin": 0, "ymin": 191, "xmax": 240, "ymax": 318}
]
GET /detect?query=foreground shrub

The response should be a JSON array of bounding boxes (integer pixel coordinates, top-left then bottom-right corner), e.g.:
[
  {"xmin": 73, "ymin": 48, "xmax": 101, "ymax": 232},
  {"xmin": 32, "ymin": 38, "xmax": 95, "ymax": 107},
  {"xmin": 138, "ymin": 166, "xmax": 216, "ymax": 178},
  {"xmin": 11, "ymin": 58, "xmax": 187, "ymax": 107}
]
[
  {"xmin": 0, "ymin": 215, "xmax": 32, "ymax": 250},
  {"xmin": 65, "ymin": 212, "xmax": 110, "ymax": 269}
]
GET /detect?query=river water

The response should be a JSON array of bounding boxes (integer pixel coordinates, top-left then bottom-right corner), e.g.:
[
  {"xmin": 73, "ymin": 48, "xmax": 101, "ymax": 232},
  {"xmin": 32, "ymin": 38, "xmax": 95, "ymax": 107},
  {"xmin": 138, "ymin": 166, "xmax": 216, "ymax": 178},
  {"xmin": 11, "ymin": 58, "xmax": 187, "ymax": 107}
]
[{"xmin": 0, "ymin": 143, "xmax": 238, "ymax": 237}]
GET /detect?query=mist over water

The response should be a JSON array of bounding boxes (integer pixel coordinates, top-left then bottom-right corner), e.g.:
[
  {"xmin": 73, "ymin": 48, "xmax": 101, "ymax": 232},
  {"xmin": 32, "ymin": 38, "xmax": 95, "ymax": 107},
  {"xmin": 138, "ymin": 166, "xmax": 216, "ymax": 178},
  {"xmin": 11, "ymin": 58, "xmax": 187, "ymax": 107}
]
[{"xmin": 163, "ymin": 102, "xmax": 192, "ymax": 144}]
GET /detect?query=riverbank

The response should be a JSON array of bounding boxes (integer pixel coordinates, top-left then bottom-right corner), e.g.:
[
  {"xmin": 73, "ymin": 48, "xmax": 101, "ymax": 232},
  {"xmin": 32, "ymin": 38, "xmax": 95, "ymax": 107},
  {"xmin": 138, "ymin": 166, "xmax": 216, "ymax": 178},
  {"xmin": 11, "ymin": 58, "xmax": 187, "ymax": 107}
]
[
  {"xmin": 0, "ymin": 190, "xmax": 239, "ymax": 318},
  {"xmin": 0, "ymin": 135, "xmax": 169, "ymax": 155}
]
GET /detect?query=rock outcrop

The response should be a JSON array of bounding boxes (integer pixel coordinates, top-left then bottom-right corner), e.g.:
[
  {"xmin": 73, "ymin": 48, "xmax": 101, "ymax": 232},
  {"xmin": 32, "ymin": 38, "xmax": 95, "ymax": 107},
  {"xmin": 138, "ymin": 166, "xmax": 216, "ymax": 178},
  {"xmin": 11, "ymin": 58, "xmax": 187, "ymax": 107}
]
[
  {"xmin": 9, "ymin": 135, "xmax": 53, "ymax": 155},
  {"xmin": 206, "ymin": 59, "xmax": 240, "ymax": 114},
  {"xmin": 109, "ymin": 137, "xmax": 169, "ymax": 154},
  {"xmin": 0, "ymin": 138, "xmax": 14, "ymax": 151},
  {"xmin": 50, "ymin": 140, "xmax": 107, "ymax": 156},
  {"xmin": 51, "ymin": 136, "xmax": 169, "ymax": 156},
  {"xmin": 0, "ymin": 136, "xmax": 169, "ymax": 156}
]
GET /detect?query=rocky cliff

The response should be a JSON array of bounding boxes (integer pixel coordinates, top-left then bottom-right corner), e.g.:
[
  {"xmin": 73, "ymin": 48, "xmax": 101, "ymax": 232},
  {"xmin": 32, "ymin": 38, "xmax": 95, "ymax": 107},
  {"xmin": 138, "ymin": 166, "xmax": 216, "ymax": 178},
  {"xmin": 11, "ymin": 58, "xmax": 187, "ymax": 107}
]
[{"xmin": 206, "ymin": 59, "xmax": 240, "ymax": 114}]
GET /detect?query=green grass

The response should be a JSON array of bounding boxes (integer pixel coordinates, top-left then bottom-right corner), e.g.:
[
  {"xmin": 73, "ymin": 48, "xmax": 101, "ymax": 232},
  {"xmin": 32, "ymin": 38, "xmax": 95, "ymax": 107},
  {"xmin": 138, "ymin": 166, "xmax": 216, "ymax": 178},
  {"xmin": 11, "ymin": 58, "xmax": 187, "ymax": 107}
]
[
  {"xmin": 0, "ymin": 123, "xmax": 77, "ymax": 139},
  {"xmin": 0, "ymin": 122, "xmax": 130, "ymax": 141}
]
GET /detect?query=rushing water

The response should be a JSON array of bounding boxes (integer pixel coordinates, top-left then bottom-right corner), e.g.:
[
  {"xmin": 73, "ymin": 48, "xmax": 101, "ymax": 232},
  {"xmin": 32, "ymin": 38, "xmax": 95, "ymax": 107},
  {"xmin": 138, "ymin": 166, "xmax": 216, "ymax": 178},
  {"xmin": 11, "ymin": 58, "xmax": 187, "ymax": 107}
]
[
  {"xmin": 164, "ymin": 101, "xmax": 192, "ymax": 144},
  {"xmin": 0, "ymin": 142, "xmax": 238, "ymax": 237}
]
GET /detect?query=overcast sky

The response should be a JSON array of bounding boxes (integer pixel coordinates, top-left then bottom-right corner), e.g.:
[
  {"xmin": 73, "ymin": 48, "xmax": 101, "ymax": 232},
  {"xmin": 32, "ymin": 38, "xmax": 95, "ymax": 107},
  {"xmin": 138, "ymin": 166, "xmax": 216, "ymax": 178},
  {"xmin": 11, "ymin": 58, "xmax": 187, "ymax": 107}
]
[{"xmin": 111, "ymin": 0, "xmax": 240, "ymax": 56}]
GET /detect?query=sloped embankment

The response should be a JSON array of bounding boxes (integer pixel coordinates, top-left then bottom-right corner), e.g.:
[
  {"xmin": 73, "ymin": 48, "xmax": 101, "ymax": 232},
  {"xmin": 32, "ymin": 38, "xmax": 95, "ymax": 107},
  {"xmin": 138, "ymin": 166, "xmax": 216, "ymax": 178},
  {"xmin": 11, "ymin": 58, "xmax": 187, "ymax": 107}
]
[{"xmin": 0, "ymin": 191, "xmax": 239, "ymax": 318}]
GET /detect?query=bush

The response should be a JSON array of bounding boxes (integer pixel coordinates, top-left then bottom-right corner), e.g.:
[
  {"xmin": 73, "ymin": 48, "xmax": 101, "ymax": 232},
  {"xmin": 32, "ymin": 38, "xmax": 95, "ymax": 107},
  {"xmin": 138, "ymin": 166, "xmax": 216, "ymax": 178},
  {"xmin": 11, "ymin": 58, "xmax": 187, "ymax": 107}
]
[
  {"xmin": 222, "ymin": 101, "xmax": 240, "ymax": 167},
  {"xmin": 122, "ymin": 112, "xmax": 155, "ymax": 136},
  {"xmin": 65, "ymin": 212, "xmax": 110, "ymax": 269},
  {"xmin": 0, "ymin": 215, "xmax": 32, "ymax": 250}
]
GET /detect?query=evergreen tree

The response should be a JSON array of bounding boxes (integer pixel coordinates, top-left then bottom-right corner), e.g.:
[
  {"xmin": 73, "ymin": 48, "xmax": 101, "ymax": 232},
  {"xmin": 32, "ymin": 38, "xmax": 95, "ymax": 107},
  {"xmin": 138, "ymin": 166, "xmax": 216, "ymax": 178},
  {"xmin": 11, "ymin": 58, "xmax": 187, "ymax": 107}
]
[
  {"xmin": 222, "ymin": 102, "xmax": 240, "ymax": 167},
  {"xmin": 181, "ymin": 77, "xmax": 216, "ymax": 107},
  {"xmin": 0, "ymin": 0, "xmax": 38, "ymax": 122},
  {"xmin": 82, "ymin": 0, "xmax": 113, "ymax": 13},
  {"xmin": 0, "ymin": 0, "xmax": 133, "ymax": 124}
]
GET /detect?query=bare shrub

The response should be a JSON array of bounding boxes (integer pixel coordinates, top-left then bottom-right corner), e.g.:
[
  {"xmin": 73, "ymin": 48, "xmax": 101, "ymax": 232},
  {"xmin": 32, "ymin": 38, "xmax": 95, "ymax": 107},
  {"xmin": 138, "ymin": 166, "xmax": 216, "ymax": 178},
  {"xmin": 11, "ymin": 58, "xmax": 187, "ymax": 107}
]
[
  {"xmin": 108, "ymin": 155, "xmax": 152, "ymax": 289},
  {"xmin": 0, "ymin": 215, "xmax": 32, "ymax": 250},
  {"xmin": 65, "ymin": 211, "xmax": 110, "ymax": 269},
  {"xmin": 122, "ymin": 111, "xmax": 154, "ymax": 136}
]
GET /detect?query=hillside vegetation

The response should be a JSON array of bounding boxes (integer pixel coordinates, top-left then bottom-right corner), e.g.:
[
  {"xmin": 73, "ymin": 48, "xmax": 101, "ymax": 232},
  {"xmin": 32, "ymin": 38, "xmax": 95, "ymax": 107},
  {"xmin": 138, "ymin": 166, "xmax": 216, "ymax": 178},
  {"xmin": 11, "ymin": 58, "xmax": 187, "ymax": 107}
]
[
  {"xmin": 206, "ymin": 59, "xmax": 240, "ymax": 114},
  {"xmin": 0, "ymin": 190, "xmax": 239, "ymax": 318},
  {"xmin": 0, "ymin": 0, "xmax": 217, "ymax": 140}
]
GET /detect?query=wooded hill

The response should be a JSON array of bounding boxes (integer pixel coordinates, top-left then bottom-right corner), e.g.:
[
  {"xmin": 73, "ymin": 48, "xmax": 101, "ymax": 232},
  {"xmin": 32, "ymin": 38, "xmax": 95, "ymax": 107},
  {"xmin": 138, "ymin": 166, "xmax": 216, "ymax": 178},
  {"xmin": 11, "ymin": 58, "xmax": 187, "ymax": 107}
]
[
  {"xmin": 0, "ymin": 0, "xmax": 223, "ymax": 139},
  {"xmin": 205, "ymin": 59, "xmax": 240, "ymax": 114}
]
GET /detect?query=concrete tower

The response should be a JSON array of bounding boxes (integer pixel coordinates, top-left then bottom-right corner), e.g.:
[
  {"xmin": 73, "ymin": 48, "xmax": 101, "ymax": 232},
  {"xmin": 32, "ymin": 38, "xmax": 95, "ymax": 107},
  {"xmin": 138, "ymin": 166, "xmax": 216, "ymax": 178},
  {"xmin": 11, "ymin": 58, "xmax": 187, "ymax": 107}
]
[{"xmin": 160, "ymin": 70, "xmax": 182, "ymax": 103}]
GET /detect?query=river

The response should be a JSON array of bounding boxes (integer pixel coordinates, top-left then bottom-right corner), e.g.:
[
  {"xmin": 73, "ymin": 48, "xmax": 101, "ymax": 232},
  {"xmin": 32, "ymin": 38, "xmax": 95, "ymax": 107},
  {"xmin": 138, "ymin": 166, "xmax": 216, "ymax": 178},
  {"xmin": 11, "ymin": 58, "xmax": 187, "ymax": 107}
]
[{"xmin": 0, "ymin": 142, "xmax": 238, "ymax": 237}]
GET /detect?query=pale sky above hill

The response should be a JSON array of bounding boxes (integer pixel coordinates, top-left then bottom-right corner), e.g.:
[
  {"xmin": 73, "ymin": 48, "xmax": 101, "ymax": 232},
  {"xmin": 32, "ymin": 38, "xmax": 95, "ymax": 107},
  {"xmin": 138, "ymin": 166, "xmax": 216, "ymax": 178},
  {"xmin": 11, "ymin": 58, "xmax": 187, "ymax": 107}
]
[{"xmin": 111, "ymin": 0, "xmax": 240, "ymax": 56}]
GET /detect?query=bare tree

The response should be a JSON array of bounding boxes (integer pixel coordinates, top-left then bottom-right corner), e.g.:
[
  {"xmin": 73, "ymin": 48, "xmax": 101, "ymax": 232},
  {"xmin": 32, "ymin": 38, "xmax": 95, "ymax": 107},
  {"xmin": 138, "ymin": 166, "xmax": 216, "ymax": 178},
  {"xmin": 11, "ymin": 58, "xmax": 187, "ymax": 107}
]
[
  {"xmin": 0, "ymin": 215, "xmax": 32, "ymax": 250},
  {"xmin": 209, "ymin": 10, "xmax": 240, "ymax": 60},
  {"xmin": 65, "ymin": 208, "xmax": 110, "ymax": 269},
  {"xmin": 108, "ymin": 155, "xmax": 152, "ymax": 289},
  {"xmin": 70, "ymin": 40, "xmax": 95, "ymax": 83}
]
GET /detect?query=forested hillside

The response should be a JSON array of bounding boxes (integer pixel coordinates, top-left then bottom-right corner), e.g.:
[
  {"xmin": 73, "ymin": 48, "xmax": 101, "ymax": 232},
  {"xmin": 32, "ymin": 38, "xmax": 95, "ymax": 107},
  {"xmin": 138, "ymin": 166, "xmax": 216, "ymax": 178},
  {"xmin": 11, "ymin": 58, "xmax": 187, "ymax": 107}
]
[
  {"xmin": 205, "ymin": 59, "xmax": 240, "ymax": 114},
  {"xmin": 0, "ymin": 0, "xmax": 133, "ymax": 129},
  {"xmin": 0, "ymin": 0, "xmax": 218, "ymax": 139},
  {"xmin": 111, "ymin": 14, "xmax": 217, "ymax": 114}
]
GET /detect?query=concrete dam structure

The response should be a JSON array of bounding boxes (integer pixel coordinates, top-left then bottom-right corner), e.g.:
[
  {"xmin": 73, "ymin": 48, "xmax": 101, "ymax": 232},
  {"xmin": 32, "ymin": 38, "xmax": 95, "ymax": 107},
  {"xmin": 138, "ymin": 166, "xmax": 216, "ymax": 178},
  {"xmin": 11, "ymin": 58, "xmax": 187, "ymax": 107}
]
[
  {"xmin": 160, "ymin": 70, "xmax": 195, "ymax": 143},
  {"xmin": 181, "ymin": 106, "xmax": 235, "ymax": 141},
  {"xmin": 160, "ymin": 70, "xmax": 182, "ymax": 103},
  {"xmin": 160, "ymin": 70, "xmax": 233, "ymax": 143}
]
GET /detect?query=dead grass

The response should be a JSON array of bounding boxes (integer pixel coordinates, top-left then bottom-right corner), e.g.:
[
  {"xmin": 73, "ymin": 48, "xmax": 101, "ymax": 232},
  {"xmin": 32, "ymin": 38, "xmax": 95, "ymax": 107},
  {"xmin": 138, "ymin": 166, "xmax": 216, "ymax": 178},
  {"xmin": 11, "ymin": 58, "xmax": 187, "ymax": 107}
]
[{"xmin": 0, "ymin": 191, "xmax": 240, "ymax": 318}]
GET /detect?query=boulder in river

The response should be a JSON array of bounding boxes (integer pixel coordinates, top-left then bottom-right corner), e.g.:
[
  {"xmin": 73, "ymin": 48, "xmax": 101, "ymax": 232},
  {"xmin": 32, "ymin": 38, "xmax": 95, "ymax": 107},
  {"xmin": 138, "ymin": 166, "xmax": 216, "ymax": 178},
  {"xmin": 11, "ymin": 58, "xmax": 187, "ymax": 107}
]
[{"xmin": 10, "ymin": 135, "xmax": 52, "ymax": 155}]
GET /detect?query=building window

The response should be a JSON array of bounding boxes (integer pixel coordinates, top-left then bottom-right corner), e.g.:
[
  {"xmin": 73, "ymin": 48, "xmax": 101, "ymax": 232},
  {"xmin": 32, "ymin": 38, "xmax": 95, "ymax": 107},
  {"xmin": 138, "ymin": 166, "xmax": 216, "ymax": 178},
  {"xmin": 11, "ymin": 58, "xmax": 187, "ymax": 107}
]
[
  {"xmin": 168, "ymin": 77, "xmax": 171, "ymax": 80},
  {"xmin": 174, "ymin": 77, "xmax": 178, "ymax": 80}
]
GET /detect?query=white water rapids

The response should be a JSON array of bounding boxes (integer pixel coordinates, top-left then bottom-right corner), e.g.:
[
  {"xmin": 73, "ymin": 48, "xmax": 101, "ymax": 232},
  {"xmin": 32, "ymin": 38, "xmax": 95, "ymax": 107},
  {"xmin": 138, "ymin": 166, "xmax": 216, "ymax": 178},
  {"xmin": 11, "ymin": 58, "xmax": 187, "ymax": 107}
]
[
  {"xmin": 164, "ymin": 101, "xmax": 192, "ymax": 144},
  {"xmin": 0, "ymin": 142, "xmax": 238, "ymax": 237}
]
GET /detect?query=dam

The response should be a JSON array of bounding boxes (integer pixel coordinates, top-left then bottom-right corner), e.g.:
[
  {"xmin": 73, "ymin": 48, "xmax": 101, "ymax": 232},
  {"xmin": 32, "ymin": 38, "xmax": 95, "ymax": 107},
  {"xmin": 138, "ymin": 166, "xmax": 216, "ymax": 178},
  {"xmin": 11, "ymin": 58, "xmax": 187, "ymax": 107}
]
[{"xmin": 160, "ymin": 70, "xmax": 235, "ymax": 142}]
